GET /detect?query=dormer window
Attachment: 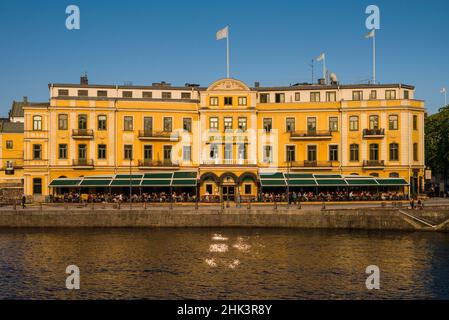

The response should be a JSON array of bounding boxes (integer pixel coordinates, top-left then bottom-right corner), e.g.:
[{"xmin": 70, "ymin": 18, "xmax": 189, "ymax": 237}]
[
  {"xmin": 260, "ymin": 93, "xmax": 269, "ymax": 103},
  {"xmin": 275, "ymin": 93, "xmax": 285, "ymax": 103}
]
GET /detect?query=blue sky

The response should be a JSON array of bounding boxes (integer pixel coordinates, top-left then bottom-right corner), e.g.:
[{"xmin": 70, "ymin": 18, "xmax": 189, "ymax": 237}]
[{"xmin": 0, "ymin": 0, "xmax": 448, "ymax": 116}]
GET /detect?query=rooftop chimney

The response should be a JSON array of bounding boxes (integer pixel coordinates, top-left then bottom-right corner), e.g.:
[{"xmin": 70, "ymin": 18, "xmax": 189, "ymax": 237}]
[
  {"xmin": 254, "ymin": 82, "xmax": 260, "ymax": 88},
  {"xmin": 318, "ymin": 78, "xmax": 326, "ymax": 85},
  {"xmin": 80, "ymin": 74, "xmax": 88, "ymax": 85},
  {"xmin": 23, "ymin": 96, "xmax": 28, "ymax": 104}
]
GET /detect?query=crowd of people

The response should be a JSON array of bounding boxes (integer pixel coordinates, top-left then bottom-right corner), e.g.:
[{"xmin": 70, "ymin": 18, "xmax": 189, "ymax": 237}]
[{"xmin": 50, "ymin": 190, "xmax": 408, "ymax": 204}]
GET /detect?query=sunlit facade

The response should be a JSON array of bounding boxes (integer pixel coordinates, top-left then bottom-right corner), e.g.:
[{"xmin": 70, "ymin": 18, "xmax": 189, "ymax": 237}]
[{"xmin": 21, "ymin": 76, "xmax": 425, "ymax": 200}]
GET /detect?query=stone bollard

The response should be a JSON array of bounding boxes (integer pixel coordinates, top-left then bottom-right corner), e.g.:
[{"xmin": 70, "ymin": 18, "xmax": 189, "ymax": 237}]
[
  {"xmin": 321, "ymin": 202, "xmax": 326, "ymax": 210},
  {"xmin": 169, "ymin": 200, "xmax": 173, "ymax": 210},
  {"xmin": 381, "ymin": 202, "xmax": 386, "ymax": 208},
  {"xmin": 144, "ymin": 201, "xmax": 147, "ymax": 210},
  {"xmin": 13, "ymin": 201, "xmax": 17, "ymax": 211},
  {"xmin": 274, "ymin": 201, "xmax": 278, "ymax": 211},
  {"xmin": 65, "ymin": 202, "xmax": 69, "ymax": 210},
  {"xmin": 92, "ymin": 202, "xmax": 95, "ymax": 211},
  {"xmin": 247, "ymin": 200, "xmax": 251, "ymax": 210},
  {"xmin": 226, "ymin": 200, "xmax": 230, "ymax": 209},
  {"xmin": 297, "ymin": 202, "xmax": 302, "ymax": 210},
  {"xmin": 39, "ymin": 202, "xmax": 43, "ymax": 212},
  {"xmin": 118, "ymin": 202, "xmax": 121, "ymax": 210},
  {"xmin": 195, "ymin": 201, "xmax": 199, "ymax": 210}
]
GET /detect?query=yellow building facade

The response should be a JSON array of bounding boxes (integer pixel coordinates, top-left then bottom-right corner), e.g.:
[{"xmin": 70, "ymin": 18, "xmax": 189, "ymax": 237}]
[{"xmin": 22, "ymin": 77, "xmax": 425, "ymax": 200}]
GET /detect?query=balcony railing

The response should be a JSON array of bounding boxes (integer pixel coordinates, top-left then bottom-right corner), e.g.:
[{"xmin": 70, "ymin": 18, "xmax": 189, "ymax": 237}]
[
  {"xmin": 138, "ymin": 159, "xmax": 179, "ymax": 167},
  {"xmin": 362, "ymin": 160, "xmax": 385, "ymax": 168},
  {"xmin": 290, "ymin": 130, "xmax": 332, "ymax": 139},
  {"xmin": 293, "ymin": 160, "xmax": 334, "ymax": 168},
  {"xmin": 201, "ymin": 159, "xmax": 256, "ymax": 166},
  {"xmin": 138, "ymin": 131, "xmax": 180, "ymax": 141},
  {"xmin": 362, "ymin": 128, "xmax": 385, "ymax": 138},
  {"xmin": 72, "ymin": 129, "xmax": 94, "ymax": 138},
  {"xmin": 72, "ymin": 159, "xmax": 94, "ymax": 167}
]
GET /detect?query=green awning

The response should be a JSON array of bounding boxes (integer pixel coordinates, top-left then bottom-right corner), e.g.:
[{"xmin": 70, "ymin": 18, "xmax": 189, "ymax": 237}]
[
  {"xmin": 288, "ymin": 179, "xmax": 317, "ymax": 186},
  {"xmin": 375, "ymin": 178, "xmax": 408, "ymax": 186},
  {"xmin": 143, "ymin": 172, "xmax": 173, "ymax": 179},
  {"xmin": 260, "ymin": 179, "xmax": 286, "ymax": 187},
  {"xmin": 172, "ymin": 179, "xmax": 197, "ymax": 186},
  {"xmin": 314, "ymin": 174, "xmax": 342, "ymax": 179},
  {"xmin": 110, "ymin": 179, "xmax": 141, "ymax": 186},
  {"xmin": 49, "ymin": 179, "xmax": 81, "ymax": 187},
  {"xmin": 141, "ymin": 179, "xmax": 171, "ymax": 186},
  {"xmin": 316, "ymin": 179, "xmax": 347, "ymax": 186},
  {"xmin": 346, "ymin": 179, "xmax": 379, "ymax": 186},
  {"xmin": 115, "ymin": 174, "xmax": 143, "ymax": 179},
  {"xmin": 260, "ymin": 172, "xmax": 284, "ymax": 179},
  {"xmin": 285, "ymin": 173, "xmax": 314, "ymax": 179},
  {"xmin": 173, "ymin": 171, "xmax": 197, "ymax": 179},
  {"xmin": 80, "ymin": 179, "xmax": 112, "ymax": 187}
]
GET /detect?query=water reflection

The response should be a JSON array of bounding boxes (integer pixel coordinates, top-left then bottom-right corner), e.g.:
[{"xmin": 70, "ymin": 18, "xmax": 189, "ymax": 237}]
[{"xmin": 0, "ymin": 228, "xmax": 448, "ymax": 299}]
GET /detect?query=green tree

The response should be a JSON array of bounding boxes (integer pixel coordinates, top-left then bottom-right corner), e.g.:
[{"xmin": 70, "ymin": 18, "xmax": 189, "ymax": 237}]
[{"xmin": 425, "ymin": 105, "xmax": 449, "ymax": 187}]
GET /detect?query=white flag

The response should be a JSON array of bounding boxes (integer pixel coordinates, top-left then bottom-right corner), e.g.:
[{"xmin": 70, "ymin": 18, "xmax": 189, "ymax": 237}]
[
  {"xmin": 216, "ymin": 26, "xmax": 228, "ymax": 40},
  {"xmin": 365, "ymin": 29, "xmax": 375, "ymax": 39},
  {"xmin": 316, "ymin": 53, "xmax": 325, "ymax": 61},
  {"xmin": 441, "ymin": 88, "xmax": 447, "ymax": 93}
]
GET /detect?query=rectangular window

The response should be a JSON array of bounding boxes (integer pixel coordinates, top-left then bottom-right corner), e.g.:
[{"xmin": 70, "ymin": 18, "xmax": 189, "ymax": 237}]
[
  {"xmin": 98, "ymin": 144, "xmax": 107, "ymax": 159},
  {"xmin": 370, "ymin": 90, "xmax": 377, "ymax": 100},
  {"xmin": 286, "ymin": 117, "xmax": 295, "ymax": 132},
  {"xmin": 413, "ymin": 115, "xmax": 418, "ymax": 130},
  {"xmin": 58, "ymin": 89, "xmax": 69, "ymax": 96},
  {"xmin": 162, "ymin": 92, "xmax": 172, "ymax": 99},
  {"xmin": 263, "ymin": 118, "xmax": 272, "ymax": 132},
  {"xmin": 307, "ymin": 117, "xmax": 317, "ymax": 133},
  {"xmin": 143, "ymin": 117, "xmax": 153, "ymax": 133},
  {"xmin": 389, "ymin": 143, "xmax": 399, "ymax": 161},
  {"xmin": 183, "ymin": 146, "xmax": 191, "ymax": 161},
  {"xmin": 209, "ymin": 97, "xmax": 218, "ymax": 106},
  {"xmin": 163, "ymin": 117, "xmax": 173, "ymax": 132},
  {"xmin": 142, "ymin": 91, "xmax": 152, "ymax": 98},
  {"xmin": 78, "ymin": 90, "xmax": 88, "ymax": 97},
  {"xmin": 224, "ymin": 97, "xmax": 233, "ymax": 106},
  {"xmin": 58, "ymin": 114, "xmax": 68, "ymax": 130},
  {"xmin": 329, "ymin": 145, "xmax": 338, "ymax": 161},
  {"xmin": 404, "ymin": 90, "xmax": 409, "ymax": 99},
  {"xmin": 350, "ymin": 144, "xmax": 359, "ymax": 161},
  {"xmin": 97, "ymin": 115, "xmax": 107, "ymax": 130},
  {"xmin": 183, "ymin": 118, "xmax": 192, "ymax": 132},
  {"xmin": 244, "ymin": 184, "xmax": 252, "ymax": 195},
  {"xmin": 238, "ymin": 117, "xmax": 247, "ymax": 131},
  {"xmin": 413, "ymin": 143, "xmax": 418, "ymax": 161},
  {"xmin": 295, "ymin": 92, "xmax": 301, "ymax": 101},
  {"xmin": 224, "ymin": 143, "xmax": 233, "ymax": 160},
  {"xmin": 58, "ymin": 144, "xmax": 67, "ymax": 159},
  {"xmin": 310, "ymin": 92, "xmax": 320, "ymax": 102},
  {"xmin": 124, "ymin": 116, "xmax": 133, "ymax": 131},
  {"xmin": 286, "ymin": 145, "xmax": 295, "ymax": 162},
  {"xmin": 386, "ymin": 90, "xmax": 396, "ymax": 100},
  {"xmin": 209, "ymin": 117, "xmax": 218, "ymax": 131},
  {"xmin": 369, "ymin": 144, "xmax": 379, "ymax": 161},
  {"xmin": 352, "ymin": 91, "xmax": 363, "ymax": 101},
  {"xmin": 349, "ymin": 116, "xmax": 359, "ymax": 131},
  {"xmin": 143, "ymin": 145, "xmax": 153, "ymax": 160},
  {"xmin": 224, "ymin": 117, "xmax": 233, "ymax": 130},
  {"xmin": 181, "ymin": 92, "xmax": 191, "ymax": 99},
  {"xmin": 33, "ymin": 178, "xmax": 42, "ymax": 195},
  {"xmin": 33, "ymin": 116, "xmax": 42, "ymax": 131},
  {"xmin": 389, "ymin": 115, "xmax": 398, "ymax": 130},
  {"xmin": 238, "ymin": 97, "xmax": 247, "ymax": 106},
  {"xmin": 78, "ymin": 144, "xmax": 87, "ymax": 159},
  {"xmin": 122, "ymin": 91, "xmax": 133, "ymax": 98},
  {"xmin": 369, "ymin": 115, "xmax": 379, "ymax": 130},
  {"xmin": 78, "ymin": 114, "xmax": 87, "ymax": 130},
  {"xmin": 33, "ymin": 144, "xmax": 42, "ymax": 160},
  {"xmin": 307, "ymin": 145, "xmax": 317, "ymax": 162},
  {"xmin": 97, "ymin": 90, "xmax": 108, "ymax": 97},
  {"xmin": 210, "ymin": 144, "xmax": 218, "ymax": 159},
  {"xmin": 206, "ymin": 184, "xmax": 213, "ymax": 194},
  {"xmin": 6, "ymin": 140, "xmax": 13, "ymax": 149},
  {"xmin": 263, "ymin": 145, "xmax": 273, "ymax": 163},
  {"xmin": 329, "ymin": 117, "xmax": 338, "ymax": 132},
  {"xmin": 163, "ymin": 145, "xmax": 172, "ymax": 161},
  {"xmin": 124, "ymin": 145, "xmax": 133, "ymax": 160},
  {"xmin": 260, "ymin": 93, "xmax": 269, "ymax": 103},
  {"xmin": 275, "ymin": 93, "xmax": 285, "ymax": 103},
  {"xmin": 237, "ymin": 143, "xmax": 247, "ymax": 160},
  {"xmin": 326, "ymin": 91, "xmax": 336, "ymax": 102}
]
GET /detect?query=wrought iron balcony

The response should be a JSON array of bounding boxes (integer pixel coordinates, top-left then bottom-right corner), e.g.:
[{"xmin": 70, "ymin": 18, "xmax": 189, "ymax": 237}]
[
  {"xmin": 362, "ymin": 128, "xmax": 385, "ymax": 138},
  {"xmin": 138, "ymin": 130, "xmax": 180, "ymax": 141},
  {"xmin": 293, "ymin": 160, "xmax": 334, "ymax": 168},
  {"xmin": 201, "ymin": 159, "xmax": 256, "ymax": 166},
  {"xmin": 362, "ymin": 160, "xmax": 385, "ymax": 168},
  {"xmin": 72, "ymin": 159, "xmax": 94, "ymax": 167},
  {"xmin": 72, "ymin": 129, "xmax": 94, "ymax": 139},
  {"xmin": 138, "ymin": 159, "xmax": 179, "ymax": 168},
  {"xmin": 290, "ymin": 130, "xmax": 332, "ymax": 140}
]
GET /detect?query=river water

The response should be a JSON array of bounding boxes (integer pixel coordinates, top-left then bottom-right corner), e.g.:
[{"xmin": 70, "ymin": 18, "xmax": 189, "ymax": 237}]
[{"xmin": 0, "ymin": 228, "xmax": 448, "ymax": 299}]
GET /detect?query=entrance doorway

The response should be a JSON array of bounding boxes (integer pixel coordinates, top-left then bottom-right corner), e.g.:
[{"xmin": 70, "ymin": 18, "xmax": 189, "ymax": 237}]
[{"xmin": 222, "ymin": 186, "xmax": 235, "ymax": 201}]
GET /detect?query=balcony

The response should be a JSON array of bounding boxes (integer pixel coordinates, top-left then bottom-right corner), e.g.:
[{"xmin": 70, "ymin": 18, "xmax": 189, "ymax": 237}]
[
  {"xmin": 138, "ymin": 159, "xmax": 179, "ymax": 168},
  {"xmin": 362, "ymin": 160, "xmax": 385, "ymax": 169},
  {"xmin": 72, "ymin": 159, "xmax": 94, "ymax": 168},
  {"xmin": 138, "ymin": 131, "xmax": 180, "ymax": 141},
  {"xmin": 290, "ymin": 130, "xmax": 332, "ymax": 140},
  {"xmin": 362, "ymin": 128, "xmax": 385, "ymax": 138},
  {"xmin": 72, "ymin": 129, "xmax": 94, "ymax": 139},
  {"xmin": 291, "ymin": 160, "xmax": 334, "ymax": 169},
  {"xmin": 201, "ymin": 159, "xmax": 256, "ymax": 167}
]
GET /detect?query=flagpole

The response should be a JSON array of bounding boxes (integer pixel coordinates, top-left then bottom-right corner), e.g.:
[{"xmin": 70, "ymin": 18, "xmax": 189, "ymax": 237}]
[
  {"xmin": 373, "ymin": 29, "xmax": 376, "ymax": 84},
  {"xmin": 323, "ymin": 55, "xmax": 326, "ymax": 84},
  {"xmin": 226, "ymin": 26, "xmax": 230, "ymax": 78}
]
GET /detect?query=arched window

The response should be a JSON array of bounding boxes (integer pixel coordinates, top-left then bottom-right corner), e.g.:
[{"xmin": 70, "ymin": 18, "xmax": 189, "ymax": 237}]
[
  {"xmin": 350, "ymin": 173, "xmax": 359, "ymax": 176},
  {"xmin": 370, "ymin": 173, "xmax": 379, "ymax": 177},
  {"xmin": 389, "ymin": 172, "xmax": 399, "ymax": 178},
  {"xmin": 389, "ymin": 143, "xmax": 399, "ymax": 161}
]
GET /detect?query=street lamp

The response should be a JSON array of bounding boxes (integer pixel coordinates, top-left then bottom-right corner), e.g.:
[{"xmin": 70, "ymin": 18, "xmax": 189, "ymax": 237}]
[
  {"xmin": 129, "ymin": 157, "xmax": 133, "ymax": 209},
  {"xmin": 441, "ymin": 88, "xmax": 447, "ymax": 107}
]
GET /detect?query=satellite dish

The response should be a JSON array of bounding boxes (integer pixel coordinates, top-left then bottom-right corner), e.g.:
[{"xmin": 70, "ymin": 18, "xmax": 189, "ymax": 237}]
[{"xmin": 330, "ymin": 73, "xmax": 338, "ymax": 83}]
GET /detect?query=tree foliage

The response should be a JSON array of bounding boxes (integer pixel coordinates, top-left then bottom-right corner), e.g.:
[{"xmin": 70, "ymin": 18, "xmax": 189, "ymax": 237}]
[{"xmin": 425, "ymin": 105, "xmax": 449, "ymax": 179}]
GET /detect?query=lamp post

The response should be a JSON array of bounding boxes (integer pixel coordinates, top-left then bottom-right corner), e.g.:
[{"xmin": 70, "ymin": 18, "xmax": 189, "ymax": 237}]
[
  {"xmin": 129, "ymin": 157, "xmax": 133, "ymax": 210},
  {"xmin": 286, "ymin": 149, "xmax": 292, "ymax": 208}
]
